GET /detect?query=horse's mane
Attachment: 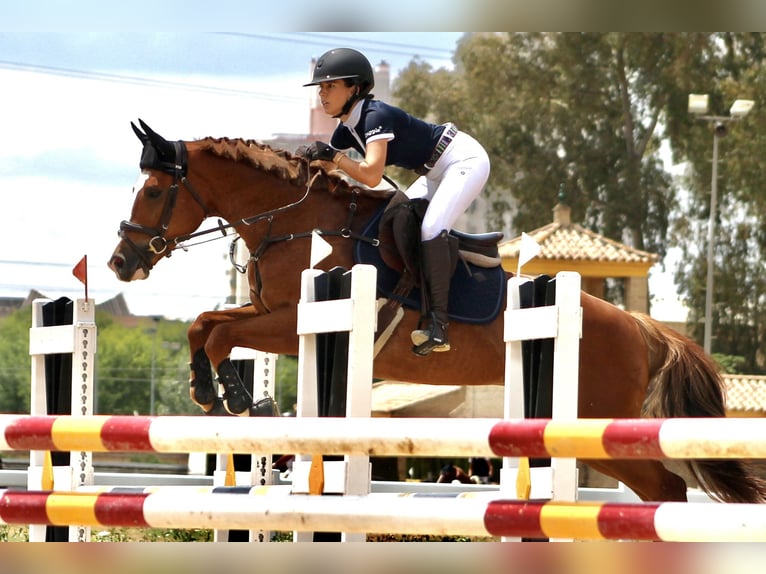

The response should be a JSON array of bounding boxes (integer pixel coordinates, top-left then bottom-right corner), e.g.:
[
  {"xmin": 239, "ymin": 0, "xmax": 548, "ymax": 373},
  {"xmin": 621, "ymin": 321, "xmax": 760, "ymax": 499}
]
[{"xmin": 194, "ymin": 137, "xmax": 368, "ymax": 195}]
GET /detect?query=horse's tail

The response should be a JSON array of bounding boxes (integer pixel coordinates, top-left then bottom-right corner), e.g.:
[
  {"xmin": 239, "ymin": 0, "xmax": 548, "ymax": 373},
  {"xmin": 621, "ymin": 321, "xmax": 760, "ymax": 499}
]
[{"xmin": 631, "ymin": 312, "xmax": 766, "ymax": 503}]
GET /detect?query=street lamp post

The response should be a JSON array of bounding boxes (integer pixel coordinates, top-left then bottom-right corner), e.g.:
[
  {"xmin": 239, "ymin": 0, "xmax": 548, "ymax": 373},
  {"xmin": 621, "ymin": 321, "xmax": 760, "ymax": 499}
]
[
  {"xmin": 149, "ymin": 316, "xmax": 161, "ymax": 416},
  {"xmin": 688, "ymin": 94, "xmax": 754, "ymax": 355}
]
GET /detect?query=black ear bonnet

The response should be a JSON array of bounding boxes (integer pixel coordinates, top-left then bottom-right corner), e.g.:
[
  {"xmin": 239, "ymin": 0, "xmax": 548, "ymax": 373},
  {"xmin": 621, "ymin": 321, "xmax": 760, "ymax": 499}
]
[{"xmin": 131, "ymin": 119, "xmax": 187, "ymax": 177}]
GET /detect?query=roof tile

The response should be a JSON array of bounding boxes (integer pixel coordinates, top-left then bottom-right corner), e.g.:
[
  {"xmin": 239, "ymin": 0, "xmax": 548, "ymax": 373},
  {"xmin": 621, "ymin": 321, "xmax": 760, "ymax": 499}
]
[
  {"xmin": 499, "ymin": 222, "xmax": 658, "ymax": 264},
  {"xmin": 723, "ymin": 374, "xmax": 766, "ymax": 413}
]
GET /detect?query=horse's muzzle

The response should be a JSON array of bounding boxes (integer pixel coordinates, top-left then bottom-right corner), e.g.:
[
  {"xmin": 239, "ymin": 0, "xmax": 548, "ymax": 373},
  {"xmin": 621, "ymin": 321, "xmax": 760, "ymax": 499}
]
[{"xmin": 108, "ymin": 249, "xmax": 149, "ymax": 282}]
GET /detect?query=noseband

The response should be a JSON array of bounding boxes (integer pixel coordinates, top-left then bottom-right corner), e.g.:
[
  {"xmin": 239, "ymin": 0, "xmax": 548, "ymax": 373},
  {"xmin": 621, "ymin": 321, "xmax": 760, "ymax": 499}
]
[{"xmin": 119, "ymin": 141, "xmax": 210, "ymax": 275}]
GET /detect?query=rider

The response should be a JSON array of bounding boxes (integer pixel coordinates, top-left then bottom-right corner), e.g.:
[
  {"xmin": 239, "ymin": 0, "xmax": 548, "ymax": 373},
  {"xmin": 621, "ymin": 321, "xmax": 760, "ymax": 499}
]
[{"xmin": 301, "ymin": 47, "xmax": 491, "ymax": 356}]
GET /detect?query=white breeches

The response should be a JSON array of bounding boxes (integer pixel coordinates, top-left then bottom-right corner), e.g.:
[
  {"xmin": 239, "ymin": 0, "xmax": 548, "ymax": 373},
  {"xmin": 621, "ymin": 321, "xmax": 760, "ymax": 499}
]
[{"xmin": 404, "ymin": 131, "xmax": 490, "ymax": 241}]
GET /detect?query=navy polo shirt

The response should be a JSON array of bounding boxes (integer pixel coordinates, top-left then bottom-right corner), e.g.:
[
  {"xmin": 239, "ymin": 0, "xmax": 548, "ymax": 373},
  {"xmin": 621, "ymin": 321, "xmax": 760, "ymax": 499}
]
[{"xmin": 330, "ymin": 99, "xmax": 445, "ymax": 171}]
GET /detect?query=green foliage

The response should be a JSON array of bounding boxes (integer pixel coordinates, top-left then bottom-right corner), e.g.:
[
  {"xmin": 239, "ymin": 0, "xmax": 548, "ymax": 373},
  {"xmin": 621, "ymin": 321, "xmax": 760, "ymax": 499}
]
[
  {"xmin": 395, "ymin": 33, "xmax": 687, "ymax": 259},
  {"xmin": 0, "ymin": 303, "xmax": 299, "ymax": 417},
  {"xmin": 275, "ymin": 354, "xmax": 298, "ymax": 415},
  {"xmin": 713, "ymin": 354, "xmax": 749, "ymax": 375},
  {"xmin": 94, "ymin": 312, "xmax": 196, "ymax": 415},
  {"xmin": 669, "ymin": 34, "xmax": 766, "ymax": 371},
  {"xmin": 394, "ymin": 32, "xmax": 766, "ymax": 370},
  {"xmin": 0, "ymin": 306, "xmax": 32, "ymax": 413},
  {"xmin": 0, "ymin": 525, "xmax": 28, "ymax": 541}
]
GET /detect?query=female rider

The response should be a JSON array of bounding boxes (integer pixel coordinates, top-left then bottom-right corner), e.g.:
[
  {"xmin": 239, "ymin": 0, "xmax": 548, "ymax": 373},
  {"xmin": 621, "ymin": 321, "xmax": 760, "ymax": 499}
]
[{"xmin": 302, "ymin": 48, "xmax": 490, "ymax": 356}]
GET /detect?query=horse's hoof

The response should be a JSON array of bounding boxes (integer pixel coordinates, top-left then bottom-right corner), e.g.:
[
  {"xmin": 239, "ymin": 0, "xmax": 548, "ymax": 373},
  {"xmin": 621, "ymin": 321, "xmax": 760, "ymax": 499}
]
[
  {"xmin": 221, "ymin": 384, "xmax": 253, "ymax": 416},
  {"xmin": 189, "ymin": 386, "xmax": 216, "ymax": 413},
  {"xmin": 223, "ymin": 396, "xmax": 251, "ymax": 417},
  {"xmin": 204, "ymin": 397, "xmax": 230, "ymax": 416},
  {"xmin": 250, "ymin": 396, "xmax": 280, "ymax": 417},
  {"xmin": 216, "ymin": 359, "xmax": 253, "ymax": 416},
  {"xmin": 190, "ymin": 384, "xmax": 218, "ymax": 408}
]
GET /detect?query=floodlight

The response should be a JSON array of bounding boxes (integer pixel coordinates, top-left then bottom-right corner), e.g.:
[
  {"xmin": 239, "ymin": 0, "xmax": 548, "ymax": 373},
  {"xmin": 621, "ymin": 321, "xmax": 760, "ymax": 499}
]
[
  {"xmin": 729, "ymin": 99, "xmax": 755, "ymax": 118},
  {"xmin": 688, "ymin": 93, "xmax": 709, "ymax": 115}
]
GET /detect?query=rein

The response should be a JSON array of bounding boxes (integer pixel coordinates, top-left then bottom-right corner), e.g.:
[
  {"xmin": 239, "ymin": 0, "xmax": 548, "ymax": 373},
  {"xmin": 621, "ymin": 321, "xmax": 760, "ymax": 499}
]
[
  {"xmin": 121, "ymin": 141, "xmax": 379, "ymax": 277},
  {"xmin": 229, "ymin": 184, "xmax": 379, "ymax": 274}
]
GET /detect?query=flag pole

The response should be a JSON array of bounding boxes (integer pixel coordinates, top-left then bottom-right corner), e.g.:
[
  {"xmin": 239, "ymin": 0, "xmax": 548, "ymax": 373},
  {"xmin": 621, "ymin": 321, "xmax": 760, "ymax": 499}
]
[
  {"xmin": 517, "ymin": 232, "xmax": 541, "ymax": 276},
  {"xmin": 72, "ymin": 255, "xmax": 88, "ymax": 302}
]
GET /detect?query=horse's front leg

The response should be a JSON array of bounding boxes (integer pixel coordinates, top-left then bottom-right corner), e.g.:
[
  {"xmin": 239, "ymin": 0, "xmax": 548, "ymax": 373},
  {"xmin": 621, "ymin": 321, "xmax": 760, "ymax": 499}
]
[
  {"xmin": 191, "ymin": 305, "xmax": 300, "ymax": 416},
  {"xmin": 186, "ymin": 305, "xmax": 259, "ymax": 413}
]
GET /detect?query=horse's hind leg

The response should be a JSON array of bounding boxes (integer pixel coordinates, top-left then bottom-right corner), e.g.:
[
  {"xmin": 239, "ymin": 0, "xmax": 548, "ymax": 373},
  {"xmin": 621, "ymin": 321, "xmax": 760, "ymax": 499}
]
[{"xmin": 584, "ymin": 459, "xmax": 688, "ymax": 502}]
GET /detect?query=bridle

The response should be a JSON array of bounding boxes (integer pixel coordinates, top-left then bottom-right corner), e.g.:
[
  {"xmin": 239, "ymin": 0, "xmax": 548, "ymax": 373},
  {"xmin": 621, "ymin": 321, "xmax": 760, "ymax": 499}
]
[
  {"xmin": 119, "ymin": 138, "xmax": 384, "ymax": 282},
  {"xmin": 118, "ymin": 140, "xmax": 327, "ymax": 278},
  {"xmin": 118, "ymin": 141, "xmax": 213, "ymax": 276}
]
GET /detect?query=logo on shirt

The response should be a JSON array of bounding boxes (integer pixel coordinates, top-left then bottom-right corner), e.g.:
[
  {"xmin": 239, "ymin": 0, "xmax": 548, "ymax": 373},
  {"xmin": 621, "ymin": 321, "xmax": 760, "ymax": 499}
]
[{"xmin": 365, "ymin": 125, "xmax": 383, "ymax": 138}]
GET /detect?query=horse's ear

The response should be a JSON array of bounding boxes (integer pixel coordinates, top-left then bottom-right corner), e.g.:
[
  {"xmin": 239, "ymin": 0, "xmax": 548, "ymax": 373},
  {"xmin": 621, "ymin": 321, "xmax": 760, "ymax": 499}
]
[
  {"xmin": 138, "ymin": 119, "xmax": 174, "ymax": 160},
  {"xmin": 138, "ymin": 119, "xmax": 166, "ymax": 145},
  {"xmin": 131, "ymin": 121, "xmax": 148, "ymax": 144}
]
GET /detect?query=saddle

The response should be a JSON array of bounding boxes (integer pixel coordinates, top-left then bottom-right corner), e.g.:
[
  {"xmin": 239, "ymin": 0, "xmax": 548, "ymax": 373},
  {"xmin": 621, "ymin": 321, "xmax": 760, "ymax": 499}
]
[
  {"xmin": 362, "ymin": 191, "xmax": 506, "ymax": 354},
  {"xmin": 377, "ymin": 191, "xmax": 504, "ymax": 278}
]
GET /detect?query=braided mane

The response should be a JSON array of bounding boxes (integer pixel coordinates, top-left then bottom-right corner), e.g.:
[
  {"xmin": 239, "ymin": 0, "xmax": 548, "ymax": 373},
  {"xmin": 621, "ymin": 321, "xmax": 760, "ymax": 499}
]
[
  {"xmin": 194, "ymin": 137, "xmax": 395, "ymax": 198},
  {"xmin": 194, "ymin": 137, "xmax": 352, "ymax": 191}
]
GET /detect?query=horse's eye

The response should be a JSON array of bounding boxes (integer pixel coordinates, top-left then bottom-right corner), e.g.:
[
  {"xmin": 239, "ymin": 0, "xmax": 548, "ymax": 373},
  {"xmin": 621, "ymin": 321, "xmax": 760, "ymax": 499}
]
[{"xmin": 145, "ymin": 187, "xmax": 163, "ymax": 200}]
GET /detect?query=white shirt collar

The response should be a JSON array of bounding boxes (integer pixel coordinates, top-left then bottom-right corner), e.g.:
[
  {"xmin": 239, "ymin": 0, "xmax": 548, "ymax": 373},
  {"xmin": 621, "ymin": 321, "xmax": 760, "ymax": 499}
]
[{"xmin": 341, "ymin": 99, "xmax": 365, "ymax": 130}]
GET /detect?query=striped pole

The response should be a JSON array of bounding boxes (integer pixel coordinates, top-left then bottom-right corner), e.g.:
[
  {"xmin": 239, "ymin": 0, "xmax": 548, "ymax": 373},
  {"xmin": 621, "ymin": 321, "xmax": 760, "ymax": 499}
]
[
  {"xmin": 487, "ymin": 418, "xmax": 766, "ymax": 459},
  {"xmin": 4, "ymin": 415, "xmax": 766, "ymax": 460},
  {"xmin": 0, "ymin": 415, "xmax": 498, "ymax": 457},
  {"xmin": 2, "ymin": 489, "xmax": 766, "ymax": 542},
  {"xmin": 483, "ymin": 499, "xmax": 766, "ymax": 542},
  {"xmin": 0, "ymin": 488, "xmax": 493, "ymax": 538}
]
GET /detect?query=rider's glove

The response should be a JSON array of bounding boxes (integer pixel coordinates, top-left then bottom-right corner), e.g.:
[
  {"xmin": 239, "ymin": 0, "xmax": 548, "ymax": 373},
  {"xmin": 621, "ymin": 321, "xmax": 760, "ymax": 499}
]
[
  {"xmin": 294, "ymin": 144, "xmax": 311, "ymax": 158},
  {"xmin": 306, "ymin": 141, "xmax": 337, "ymax": 162}
]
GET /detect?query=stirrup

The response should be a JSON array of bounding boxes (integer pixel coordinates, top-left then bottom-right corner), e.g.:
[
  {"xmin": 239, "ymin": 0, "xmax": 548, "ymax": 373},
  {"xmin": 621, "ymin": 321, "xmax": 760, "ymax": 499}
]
[
  {"xmin": 410, "ymin": 329, "xmax": 451, "ymax": 352},
  {"xmin": 411, "ymin": 316, "xmax": 450, "ymax": 355}
]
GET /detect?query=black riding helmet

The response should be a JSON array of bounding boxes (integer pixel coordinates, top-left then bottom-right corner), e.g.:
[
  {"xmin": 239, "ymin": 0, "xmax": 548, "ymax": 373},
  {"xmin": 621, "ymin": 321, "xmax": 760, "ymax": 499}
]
[{"xmin": 303, "ymin": 48, "xmax": 375, "ymax": 117}]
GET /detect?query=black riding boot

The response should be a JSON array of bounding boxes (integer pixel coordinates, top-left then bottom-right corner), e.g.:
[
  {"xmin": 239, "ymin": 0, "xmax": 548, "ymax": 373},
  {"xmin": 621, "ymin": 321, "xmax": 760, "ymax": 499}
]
[
  {"xmin": 412, "ymin": 231, "xmax": 452, "ymax": 355},
  {"xmin": 216, "ymin": 359, "xmax": 254, "ymax": 416}
]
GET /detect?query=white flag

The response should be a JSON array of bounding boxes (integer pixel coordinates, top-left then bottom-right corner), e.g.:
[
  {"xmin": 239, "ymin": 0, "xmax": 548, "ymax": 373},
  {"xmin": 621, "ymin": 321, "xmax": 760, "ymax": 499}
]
[
  {"xmin": 517, "ymin": 232, "xmax": 541, "ymax": 276},
  {"xmin": 310, "ymin": 229, "xmax": 333, "ymax": 269}
]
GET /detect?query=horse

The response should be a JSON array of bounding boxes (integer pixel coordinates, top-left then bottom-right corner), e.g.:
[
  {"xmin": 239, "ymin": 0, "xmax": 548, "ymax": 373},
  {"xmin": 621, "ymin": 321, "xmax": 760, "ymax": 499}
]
[
  {"xmin": 108, "ymin": 119, "xmax": 766, "ymax": 504},
  {"xmin": 437, "ymin": 463, "xmax": 474, "ymax": 485}
]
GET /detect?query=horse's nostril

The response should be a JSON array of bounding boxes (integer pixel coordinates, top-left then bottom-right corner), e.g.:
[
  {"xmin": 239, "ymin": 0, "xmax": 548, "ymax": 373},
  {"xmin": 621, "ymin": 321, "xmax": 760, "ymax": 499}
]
[{"xmin": 110, "ymin": 256, "xmax": 124, "ymax": 269}]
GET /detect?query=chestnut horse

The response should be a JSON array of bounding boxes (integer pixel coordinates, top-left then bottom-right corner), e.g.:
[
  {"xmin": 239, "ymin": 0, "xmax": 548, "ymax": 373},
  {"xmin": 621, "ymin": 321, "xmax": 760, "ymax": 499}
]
[{"xmin": 109, "ymin": 120, "xmax": 766, "ymax": 504}]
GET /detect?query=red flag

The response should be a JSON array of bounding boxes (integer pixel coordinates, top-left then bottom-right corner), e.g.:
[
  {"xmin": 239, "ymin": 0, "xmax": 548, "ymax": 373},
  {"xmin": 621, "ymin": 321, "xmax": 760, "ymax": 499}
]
[{"xmin": 72, "ymin": 255, "xmax": 88, "ymax": 301}]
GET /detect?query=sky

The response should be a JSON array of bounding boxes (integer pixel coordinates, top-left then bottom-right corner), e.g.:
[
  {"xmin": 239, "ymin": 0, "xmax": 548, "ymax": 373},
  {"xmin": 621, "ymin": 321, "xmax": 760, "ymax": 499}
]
[
  {"xmin": 0, "ymin": 32, "xmax": 467, "ymax": 320},
  {"xmin": 0, "ymin": 22, "xmax": 693, "ymax": 322}
]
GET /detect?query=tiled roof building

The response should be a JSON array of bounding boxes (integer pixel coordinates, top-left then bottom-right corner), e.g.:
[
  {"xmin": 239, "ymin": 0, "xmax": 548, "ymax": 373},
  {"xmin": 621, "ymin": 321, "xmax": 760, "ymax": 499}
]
[
  {"xmin": 723, "ymin": 374, "xmax": 766, "ymax": 416},
  {"xmin": 372, "ymin": 377, "xmax": 766, "ymax": 418},
  {"xmin": 498, "ymin": 200, "xmax": 659, "ymax": 313}
]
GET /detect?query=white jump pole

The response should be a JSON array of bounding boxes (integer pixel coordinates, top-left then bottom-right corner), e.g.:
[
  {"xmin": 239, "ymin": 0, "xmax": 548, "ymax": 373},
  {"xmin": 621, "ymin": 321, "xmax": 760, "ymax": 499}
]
[
  {"xmin": 502, "ymin": 272, "xmax": 582, "ymax": 540},
  {"xmin": 212, "ymin": 346, "xmax": 278, "ymax": 543},
  {"xmin": 28, "ymin": 297, "xmax": 97, "ymax": 542},
  {"xmin": 293, "ymin": 264, "xmax": 377, "ymax": 541}
]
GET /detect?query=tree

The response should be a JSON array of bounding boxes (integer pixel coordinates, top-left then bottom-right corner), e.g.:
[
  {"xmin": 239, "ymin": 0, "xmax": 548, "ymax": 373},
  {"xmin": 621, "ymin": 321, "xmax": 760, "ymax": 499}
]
[
  {"xmin": 667, "ymin": 33, "xmax": 766, "ymax": 370},
  {"xmin": 0, "ymin": 305, "xmax": 196, "ymax": 415},
  {"xmin": 0, "ymin": 306, "xmax": 33, "ymax": 413},
  {"xmin": 0, "ymin": 303, "xmax": 299, "ymax": 415},
  {"xmin": 394, "ymin": 33, "xmax": 693, "ymax": 257},
  {"xmin": 393, "ymin": 33, "xmax": 766, "ymax": 366},
  {"xmin": 94, "ymin": 313, "xmax": 195, "ymax": 415}
]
